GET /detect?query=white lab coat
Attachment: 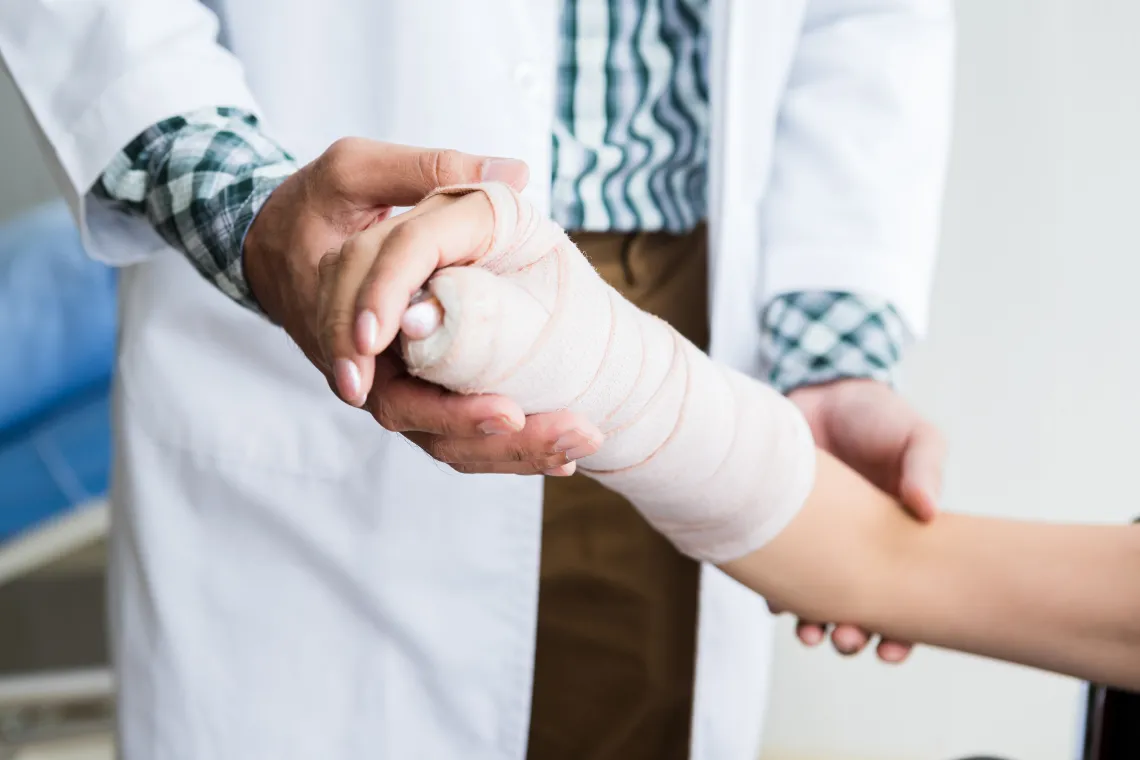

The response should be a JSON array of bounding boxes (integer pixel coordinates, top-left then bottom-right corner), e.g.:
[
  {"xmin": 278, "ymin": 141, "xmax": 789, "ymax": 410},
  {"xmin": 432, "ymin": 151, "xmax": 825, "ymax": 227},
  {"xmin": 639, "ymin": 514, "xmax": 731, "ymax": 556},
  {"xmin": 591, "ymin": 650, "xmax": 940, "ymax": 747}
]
[{"xmin": 0, "ymin": 1, "xmax": 953, "ymax": 758}]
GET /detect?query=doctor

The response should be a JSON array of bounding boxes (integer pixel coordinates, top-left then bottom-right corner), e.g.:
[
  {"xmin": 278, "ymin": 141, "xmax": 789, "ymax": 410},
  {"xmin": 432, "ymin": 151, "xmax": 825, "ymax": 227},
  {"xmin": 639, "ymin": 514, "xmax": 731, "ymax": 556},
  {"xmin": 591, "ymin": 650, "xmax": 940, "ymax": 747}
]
[{"xmin": 0, "ymin": 1, "xmax": 953, "ymax": 759}]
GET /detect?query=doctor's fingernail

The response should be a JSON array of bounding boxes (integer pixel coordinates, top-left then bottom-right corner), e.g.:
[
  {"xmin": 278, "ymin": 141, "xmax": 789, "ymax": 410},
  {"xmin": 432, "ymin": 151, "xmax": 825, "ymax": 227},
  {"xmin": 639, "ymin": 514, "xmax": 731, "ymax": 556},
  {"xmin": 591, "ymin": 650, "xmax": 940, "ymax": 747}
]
[
  {"xmin": 355, "ymin": 310, "xmax": 380, "ymax": 354},
  {"xmin": 478, "ymin": 416, "xmax": 520, "ymax": 436},
  {"xmin": 334, "ymin": 359, "xmax": 364, "ymax": 406},
  {"xmin": 481, "ymin": 158, "xmax": 524, "ymax": 185}
]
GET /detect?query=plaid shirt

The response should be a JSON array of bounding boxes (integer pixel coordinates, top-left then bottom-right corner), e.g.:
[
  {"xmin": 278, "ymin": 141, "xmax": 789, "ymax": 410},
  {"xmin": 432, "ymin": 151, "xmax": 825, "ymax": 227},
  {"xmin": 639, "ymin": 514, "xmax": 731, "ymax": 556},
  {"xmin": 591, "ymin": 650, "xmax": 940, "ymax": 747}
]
[
  {"xmin": 92, "ymin": 107, "xmax": 295, "ymax": 313},
  {"xmin": 94, "ymin": 107, "xmax": 906, "ymax": 393}
]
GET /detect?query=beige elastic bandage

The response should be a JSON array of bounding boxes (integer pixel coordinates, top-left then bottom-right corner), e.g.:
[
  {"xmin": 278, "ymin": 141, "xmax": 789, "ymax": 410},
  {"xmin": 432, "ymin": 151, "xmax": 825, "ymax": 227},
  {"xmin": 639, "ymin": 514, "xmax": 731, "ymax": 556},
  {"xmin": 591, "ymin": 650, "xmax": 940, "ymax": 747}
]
[{"xmin": 401, "ymin": 182, "xmax": 817, "ymax": 564}]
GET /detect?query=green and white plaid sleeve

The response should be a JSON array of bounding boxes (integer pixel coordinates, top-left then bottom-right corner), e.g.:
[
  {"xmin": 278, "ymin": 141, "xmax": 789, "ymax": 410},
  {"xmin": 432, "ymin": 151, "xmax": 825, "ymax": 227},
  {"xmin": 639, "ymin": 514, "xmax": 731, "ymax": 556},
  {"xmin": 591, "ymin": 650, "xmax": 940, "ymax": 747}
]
[
  {"xmin": 762, "ymin": 292, "xmax": 909, "ymax": 394},
  {"xmin": 92, "ymin": 106, "xmax": 297, "ymax": 312}
]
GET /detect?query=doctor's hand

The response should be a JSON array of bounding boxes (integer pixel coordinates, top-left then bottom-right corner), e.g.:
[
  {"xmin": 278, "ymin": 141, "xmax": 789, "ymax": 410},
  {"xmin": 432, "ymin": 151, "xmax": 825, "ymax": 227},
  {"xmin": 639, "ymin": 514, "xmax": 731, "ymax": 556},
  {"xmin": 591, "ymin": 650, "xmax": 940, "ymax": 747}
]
[
  {"xmin": 245, "ymin": 139, "xmax": 601, "ymax": 475},
  {"xmin": 776, "ymin": 378, "xmax": 945, "ymax": 663}
]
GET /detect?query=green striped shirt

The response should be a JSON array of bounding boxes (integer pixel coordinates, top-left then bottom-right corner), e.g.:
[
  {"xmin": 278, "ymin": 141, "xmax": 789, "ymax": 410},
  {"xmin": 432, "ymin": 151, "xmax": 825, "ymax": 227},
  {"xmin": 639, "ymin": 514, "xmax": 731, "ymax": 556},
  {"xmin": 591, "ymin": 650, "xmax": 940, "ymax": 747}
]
[{"xmin": 553, "ymin": 0, "xmax": 710, "ymax": 233}]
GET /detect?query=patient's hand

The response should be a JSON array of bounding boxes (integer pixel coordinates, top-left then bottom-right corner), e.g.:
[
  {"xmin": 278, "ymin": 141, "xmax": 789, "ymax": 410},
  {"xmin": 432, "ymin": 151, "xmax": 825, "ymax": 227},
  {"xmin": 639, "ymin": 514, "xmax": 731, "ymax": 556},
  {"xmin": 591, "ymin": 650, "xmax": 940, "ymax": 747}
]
[
  {"xmin": 312, "ymin": 181, "xmax": 603, "ymax": 475},
  {"xmin": 775, "ymin": 379, "xmax": 945, "ymax": 663},
  {"xmin": 248, "ymin": 140, "xmax": 601, "ymax": 475}
]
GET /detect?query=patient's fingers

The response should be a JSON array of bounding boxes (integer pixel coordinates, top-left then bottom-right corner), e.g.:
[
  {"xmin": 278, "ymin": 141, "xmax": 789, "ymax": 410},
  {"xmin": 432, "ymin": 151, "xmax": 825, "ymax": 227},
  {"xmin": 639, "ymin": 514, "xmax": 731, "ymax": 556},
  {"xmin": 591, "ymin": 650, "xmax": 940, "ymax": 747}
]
[
  {"xmin": 401, "ymin": 290, "xmax": 444, "ymax": 339},
  {"xmin": 319, "ymin": 199, "xmax": 443, "ymax": 405},
  {"xmin": 899, "ymin": 422, "xmax": 946, "ymax": 523},
  {"xmin": 355, "ymin": 191, "xmax": 497, "ymax": 359}
]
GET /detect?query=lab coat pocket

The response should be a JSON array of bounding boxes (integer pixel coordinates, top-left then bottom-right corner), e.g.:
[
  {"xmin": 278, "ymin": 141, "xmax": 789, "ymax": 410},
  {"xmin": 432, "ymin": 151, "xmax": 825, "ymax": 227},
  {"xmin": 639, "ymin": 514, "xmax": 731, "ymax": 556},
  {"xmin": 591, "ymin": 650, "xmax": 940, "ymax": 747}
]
[{"xmin": 115, "ymin": 253, "xmax": 389, "ymax": 480}]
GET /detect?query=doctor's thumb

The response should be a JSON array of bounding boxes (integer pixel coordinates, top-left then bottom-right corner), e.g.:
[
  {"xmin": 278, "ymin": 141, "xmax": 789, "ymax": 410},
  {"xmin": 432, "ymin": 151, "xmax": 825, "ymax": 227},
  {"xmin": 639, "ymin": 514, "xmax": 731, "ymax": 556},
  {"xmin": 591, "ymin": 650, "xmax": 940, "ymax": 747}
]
[
  {"xmin": 414, "ymin": 148, "xmax": 530, "ymax": 195},
  {"xmin": 313, "ymin": 139, "xmax": 530, "ymax": 207},
  {"xmin": 898, "ymin": 424, "xmax": 946, "ymax": 523}
]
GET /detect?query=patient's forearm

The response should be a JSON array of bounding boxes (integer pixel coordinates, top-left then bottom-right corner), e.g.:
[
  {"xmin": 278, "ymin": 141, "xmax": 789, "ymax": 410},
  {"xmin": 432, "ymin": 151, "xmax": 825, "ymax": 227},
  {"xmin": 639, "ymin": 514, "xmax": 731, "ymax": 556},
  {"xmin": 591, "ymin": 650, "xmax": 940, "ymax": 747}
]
[
  {"xmin": 722, "ymin": 450, "xmax": 1140, "ymax": 689},
  {"xmin": 398, "ymin": 183, "xmax": 1140, "ymax": 690}
]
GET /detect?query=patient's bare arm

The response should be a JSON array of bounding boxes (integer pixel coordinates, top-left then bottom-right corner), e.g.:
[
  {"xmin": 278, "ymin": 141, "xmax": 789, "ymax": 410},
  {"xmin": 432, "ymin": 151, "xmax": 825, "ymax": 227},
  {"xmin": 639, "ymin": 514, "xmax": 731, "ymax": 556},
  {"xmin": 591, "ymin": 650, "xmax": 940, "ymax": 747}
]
[
  {"xmin": 723, "ymin": 450, "xmax": 1140, "ymax": 690},
  {"xmin": 331, "ymin": 181, "xmax": 1140, "ymax": 691}
]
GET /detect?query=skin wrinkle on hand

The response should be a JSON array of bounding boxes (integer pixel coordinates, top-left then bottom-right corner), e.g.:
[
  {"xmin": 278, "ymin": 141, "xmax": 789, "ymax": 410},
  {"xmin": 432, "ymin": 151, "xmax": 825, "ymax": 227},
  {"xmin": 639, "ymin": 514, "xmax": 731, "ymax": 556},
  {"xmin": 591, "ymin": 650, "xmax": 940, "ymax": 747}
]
[{"xmin": 399, "ymin": 182, "xmax": 817, "ymax": 564}]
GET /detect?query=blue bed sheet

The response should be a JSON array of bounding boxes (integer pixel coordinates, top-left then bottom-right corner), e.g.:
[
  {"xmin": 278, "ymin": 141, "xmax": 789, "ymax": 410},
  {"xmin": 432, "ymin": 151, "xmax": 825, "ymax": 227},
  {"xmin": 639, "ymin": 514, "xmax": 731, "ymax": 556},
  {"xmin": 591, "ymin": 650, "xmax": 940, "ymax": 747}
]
[
  {"xmin": 0, "ymin": 201, "xmax": 117, "ymax": 433},
  {"xmin": 0, "ymin": 382, "xmax": 112, "ymax": 542},
  {"xmin": 0, "ymin": 201, "xmax": 117, "ymax": 542}
]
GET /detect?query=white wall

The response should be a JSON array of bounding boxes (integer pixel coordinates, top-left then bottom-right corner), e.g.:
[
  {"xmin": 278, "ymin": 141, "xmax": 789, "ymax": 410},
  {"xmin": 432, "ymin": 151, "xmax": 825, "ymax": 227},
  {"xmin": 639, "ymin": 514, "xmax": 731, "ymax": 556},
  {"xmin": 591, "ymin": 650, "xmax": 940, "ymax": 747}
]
[
  {"xmin": 762, "ymin": 1, "xmax": 1140, "ymax": 759},
  {"xmin": 0, "ymin": 71, "xmax": 57, "ymax": 221}
]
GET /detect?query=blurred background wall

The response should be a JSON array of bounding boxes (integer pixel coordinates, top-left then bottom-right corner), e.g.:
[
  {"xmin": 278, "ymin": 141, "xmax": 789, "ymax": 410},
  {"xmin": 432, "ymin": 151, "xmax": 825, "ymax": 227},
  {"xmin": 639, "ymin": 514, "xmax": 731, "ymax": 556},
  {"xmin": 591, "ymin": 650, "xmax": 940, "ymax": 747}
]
[
  {"xmin": 2, "ymin": 1, "xmax": 1138, "ymax": 759},
  {"xmin": 0, "ymin": 75, "xmax": 56, "ymax": 221},
  {"xmin": 763, "ymin": 1, "xmax": 1140, "ymax": 759}
]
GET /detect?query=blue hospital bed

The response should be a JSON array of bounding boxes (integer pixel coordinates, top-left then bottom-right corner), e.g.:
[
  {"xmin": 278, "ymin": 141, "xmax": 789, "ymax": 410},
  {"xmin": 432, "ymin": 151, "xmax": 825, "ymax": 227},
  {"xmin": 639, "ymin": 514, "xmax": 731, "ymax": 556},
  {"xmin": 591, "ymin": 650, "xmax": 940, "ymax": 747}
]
[
  {"xmin": 0, "ymin": 200, "xmax": 115, "ymax": 546},
  {"xmin": 0, "ymin": 201, "xmax": 117, "ymax": 755}
]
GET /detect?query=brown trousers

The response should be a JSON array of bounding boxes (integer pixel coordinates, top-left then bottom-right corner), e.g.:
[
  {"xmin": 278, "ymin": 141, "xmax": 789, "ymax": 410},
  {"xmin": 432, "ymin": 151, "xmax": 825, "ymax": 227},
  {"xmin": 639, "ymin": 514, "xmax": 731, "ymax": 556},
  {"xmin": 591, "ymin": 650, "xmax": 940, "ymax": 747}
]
[{"xmin": 525, "ymin": 225, "xmax": 709, "ymax": 760}]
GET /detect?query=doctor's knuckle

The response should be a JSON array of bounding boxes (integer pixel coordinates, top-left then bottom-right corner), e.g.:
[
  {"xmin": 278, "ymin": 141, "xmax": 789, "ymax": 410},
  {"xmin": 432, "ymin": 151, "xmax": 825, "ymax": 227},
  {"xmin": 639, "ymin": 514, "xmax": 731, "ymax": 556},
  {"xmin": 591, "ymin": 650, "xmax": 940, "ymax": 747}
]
[
  {"xmin": 421, "ymin": 149, "xmax": 470, "ymax": 188},
  {"xmin": 429, "ymin": 415, "xmax": 462, "ymax": 439},
  {"xmin": 426, "ymin": 437, "xmax": 458, "ymax": 463},
  {"xmin": 371, "ymin": 402, "xmax": 404, "ymax": 432},
  {"xmin": 503, "ymin": 440, "xmax": 533, "ymax": 463},
  {"xmin": 322, "ymin": 137, "xmax": 366, "ymax": 178}
]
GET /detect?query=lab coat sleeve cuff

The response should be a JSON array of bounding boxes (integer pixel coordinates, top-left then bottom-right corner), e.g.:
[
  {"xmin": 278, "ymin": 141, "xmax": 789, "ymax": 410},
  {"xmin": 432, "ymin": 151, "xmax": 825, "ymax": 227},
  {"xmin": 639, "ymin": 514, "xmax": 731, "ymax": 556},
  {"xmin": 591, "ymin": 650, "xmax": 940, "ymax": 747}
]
[
  {"xmin": 763, "ymin": 247, "xmax": 933, "ymax": 341},
  {"xmin": 59, "ymin": 58, "xmax": 261, "ymax": 198},
  {"xmin": 49, "ymin": 57, "xmax": 260, "ymax": 268}
]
